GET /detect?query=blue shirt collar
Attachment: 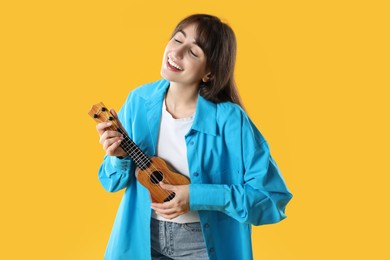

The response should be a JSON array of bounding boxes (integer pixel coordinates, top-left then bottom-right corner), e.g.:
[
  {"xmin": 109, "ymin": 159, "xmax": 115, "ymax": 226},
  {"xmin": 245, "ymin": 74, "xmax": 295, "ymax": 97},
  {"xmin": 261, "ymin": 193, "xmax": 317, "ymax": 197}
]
[{"xmin": 146, "ymin": 79, "xmax": 217, "ymax": 136}]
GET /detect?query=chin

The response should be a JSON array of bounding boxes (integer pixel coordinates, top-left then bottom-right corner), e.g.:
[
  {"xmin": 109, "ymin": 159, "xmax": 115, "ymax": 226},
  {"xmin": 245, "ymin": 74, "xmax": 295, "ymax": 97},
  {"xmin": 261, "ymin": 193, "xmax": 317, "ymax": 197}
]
[
  {"xmin": 160, "ymin": 68, "xmax": 176, "ymax": 82},
  {"xmin": 160, "ymin": 69, "xmax": 170, "ymax": 81}
]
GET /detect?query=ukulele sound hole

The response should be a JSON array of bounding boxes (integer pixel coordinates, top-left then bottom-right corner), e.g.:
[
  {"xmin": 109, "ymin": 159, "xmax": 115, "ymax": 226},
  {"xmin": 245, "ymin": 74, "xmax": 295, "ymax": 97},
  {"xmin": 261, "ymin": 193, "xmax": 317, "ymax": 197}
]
[{"xmin": 150, "ymin": 171, "xmax": 164, "ymax": 184}]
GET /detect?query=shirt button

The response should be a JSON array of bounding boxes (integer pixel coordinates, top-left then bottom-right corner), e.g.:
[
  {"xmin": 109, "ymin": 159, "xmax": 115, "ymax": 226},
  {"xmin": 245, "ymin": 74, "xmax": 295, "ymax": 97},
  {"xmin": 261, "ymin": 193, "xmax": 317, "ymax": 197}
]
[
  {"xmin": 204, "ymin": 223, "xmax": 210, "ymax": 228},
  {"xmin": 193, "ymin": 172, "xmax": 199, "ymax": 177},
  {"xmin": 190, "ymin": 141, "xmax": 194, "ymax": 145},
  {"xmin": 209, "ymin": 247, "xmax": 215, "ymax": 253}
]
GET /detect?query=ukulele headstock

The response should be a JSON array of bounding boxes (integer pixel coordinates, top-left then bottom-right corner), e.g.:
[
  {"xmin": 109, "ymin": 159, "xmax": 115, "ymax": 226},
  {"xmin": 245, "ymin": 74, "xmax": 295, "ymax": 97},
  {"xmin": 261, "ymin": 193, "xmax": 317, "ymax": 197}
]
[{"xmin": 88, "ymin": 102, "xmax": 120, "ymax": 130}]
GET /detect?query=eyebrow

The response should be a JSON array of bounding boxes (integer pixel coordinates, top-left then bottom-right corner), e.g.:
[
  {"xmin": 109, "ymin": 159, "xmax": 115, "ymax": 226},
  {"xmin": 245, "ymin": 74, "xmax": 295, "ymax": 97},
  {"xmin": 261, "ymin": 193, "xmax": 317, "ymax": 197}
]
[{"xmin": 177, "ymin": 30, "xmax": 204, "ymax": 50}]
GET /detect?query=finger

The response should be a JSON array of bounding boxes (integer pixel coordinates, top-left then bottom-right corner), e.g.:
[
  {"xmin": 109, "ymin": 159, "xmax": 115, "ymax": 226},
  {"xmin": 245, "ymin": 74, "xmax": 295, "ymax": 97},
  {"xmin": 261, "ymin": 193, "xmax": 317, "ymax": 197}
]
[
  {"xmin": 106, "ymin": 140, "xmax": 126, "ymax": 156},
  {"xmin": 110, "ymin": 109, "xmax": 124, "ymax": 129},
  {"xmin": 99, "ymin": 130, "xmax": 123, "ymax": 144},
  {"xmin": 110, "ymin": 108, "xmax": 129, "ymax": 137},
  {"xmin": 110, "ymin": 108, "xmax": 118, "ymax": 119},
  {"xmin": 96, "ymin": 121, "xmax": 113, "ymax": 135},
  {"xmin": 151, "ymin": 201, "xmax": 174, "ymax": 209},
  {"xmin": 155, "ymin": 210, "xmax": 181, "ymax": 219},
  {"xmin": 103, "ymin": 137, "xmax": 123, "ymax": 153},
  {"xmin": 155, "ymin": 211, "xmax": 180, "ymax": 220},
  {"xmin": 152, "ymin": 207, "xmax": 177, "ymax": 215},
  {"xmin": 106, "ymin": 142, "xmax": 124, "ymax": 156},
  {"xmin": 159, "ymin": 182, "xmax": 176, "ymax": 191}
]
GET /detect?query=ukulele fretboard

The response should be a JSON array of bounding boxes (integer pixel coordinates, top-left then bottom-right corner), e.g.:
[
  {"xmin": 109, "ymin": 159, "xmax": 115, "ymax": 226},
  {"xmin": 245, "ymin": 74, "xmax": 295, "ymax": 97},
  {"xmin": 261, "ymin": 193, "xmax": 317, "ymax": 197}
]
[{"xmin": 117, "ymin": 128, "xmax": 151, "ymax": 170}]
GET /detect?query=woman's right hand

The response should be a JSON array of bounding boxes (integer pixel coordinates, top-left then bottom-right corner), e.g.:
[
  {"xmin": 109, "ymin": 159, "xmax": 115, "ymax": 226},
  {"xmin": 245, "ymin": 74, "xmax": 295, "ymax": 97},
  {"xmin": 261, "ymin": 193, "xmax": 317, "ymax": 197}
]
[{"xmin": 96, "ymin": 109, "xmax": 127, "ymax": 157}]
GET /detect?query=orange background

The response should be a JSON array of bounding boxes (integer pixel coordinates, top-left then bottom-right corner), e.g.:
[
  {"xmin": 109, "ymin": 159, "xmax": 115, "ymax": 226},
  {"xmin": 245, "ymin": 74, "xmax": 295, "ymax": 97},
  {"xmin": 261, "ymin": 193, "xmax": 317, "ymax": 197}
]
[{"xmin": 1, "ymin": 0, "xmax": 389, "ymax": 259}]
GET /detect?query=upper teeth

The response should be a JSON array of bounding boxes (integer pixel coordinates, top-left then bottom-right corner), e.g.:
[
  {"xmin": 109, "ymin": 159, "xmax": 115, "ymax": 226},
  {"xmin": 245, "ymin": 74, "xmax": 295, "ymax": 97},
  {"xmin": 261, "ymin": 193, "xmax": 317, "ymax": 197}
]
[{"xmin": 168, "ymin": 57, "xmax": 183, "ymax": 70}]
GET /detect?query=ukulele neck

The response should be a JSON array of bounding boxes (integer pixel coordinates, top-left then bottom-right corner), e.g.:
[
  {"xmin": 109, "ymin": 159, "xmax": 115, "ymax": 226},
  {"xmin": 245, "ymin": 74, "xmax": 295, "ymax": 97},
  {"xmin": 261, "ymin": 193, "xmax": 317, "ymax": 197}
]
[
  {"xmin": 88, "ymin": 102, "xmax": 151, "ymax": 170},
  {"xmin": 117, "ymin": 128, "xmax": 151, "ymax": 170}
]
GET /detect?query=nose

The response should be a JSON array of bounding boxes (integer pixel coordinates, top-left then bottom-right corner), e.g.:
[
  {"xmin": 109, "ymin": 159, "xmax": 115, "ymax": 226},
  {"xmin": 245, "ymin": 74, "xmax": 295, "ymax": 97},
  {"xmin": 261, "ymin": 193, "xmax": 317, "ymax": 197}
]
[{"xmin": 171, "ymin": 44, "xmax": 186, "ymax": 60}]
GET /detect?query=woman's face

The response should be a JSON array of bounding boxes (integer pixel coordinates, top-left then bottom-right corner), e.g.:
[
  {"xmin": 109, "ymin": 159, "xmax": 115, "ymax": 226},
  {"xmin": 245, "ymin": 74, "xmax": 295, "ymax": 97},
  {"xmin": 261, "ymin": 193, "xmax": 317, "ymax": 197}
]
[{"xmin": 160, "ymin": 23, "xmax": 210, "ymax": 88}]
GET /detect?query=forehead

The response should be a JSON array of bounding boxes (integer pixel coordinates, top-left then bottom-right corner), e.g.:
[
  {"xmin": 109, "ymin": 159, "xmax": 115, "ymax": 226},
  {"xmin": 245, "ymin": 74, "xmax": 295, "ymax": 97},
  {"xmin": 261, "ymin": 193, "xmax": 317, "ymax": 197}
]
[
  {"xmin": 174, "ymin": 24, "xmax": 204, "ymax": 50},
  {"xmin": 175, "ymin": 24, "xmax": 197, "ymax": 38}
]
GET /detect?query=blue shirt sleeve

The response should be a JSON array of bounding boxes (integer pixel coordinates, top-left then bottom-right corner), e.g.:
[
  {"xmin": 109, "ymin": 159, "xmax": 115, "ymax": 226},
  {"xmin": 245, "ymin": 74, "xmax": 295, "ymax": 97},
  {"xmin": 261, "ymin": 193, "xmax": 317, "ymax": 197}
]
[
  {"xmin": 98, "ymin": 93, "xmax": 136, "ymax": 192},
  {"xmin": 189, "ymin": 113, "xmax": 292, "ymax": 226}
]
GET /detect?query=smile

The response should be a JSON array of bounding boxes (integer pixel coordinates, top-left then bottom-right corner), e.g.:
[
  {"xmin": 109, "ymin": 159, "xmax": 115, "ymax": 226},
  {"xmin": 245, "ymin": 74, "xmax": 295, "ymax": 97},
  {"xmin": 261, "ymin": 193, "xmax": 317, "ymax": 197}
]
[{"xmin": 167, "ymin": 56, "xmax": 184, "ymax": 71}]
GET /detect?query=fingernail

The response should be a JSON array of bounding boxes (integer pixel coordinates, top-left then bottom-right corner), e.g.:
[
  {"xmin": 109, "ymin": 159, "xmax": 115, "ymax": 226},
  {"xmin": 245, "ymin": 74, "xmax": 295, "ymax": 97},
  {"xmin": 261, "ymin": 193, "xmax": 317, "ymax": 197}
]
[{"xmin": 107, "ymin": 122, "xmax": 112, "ymax": 126}]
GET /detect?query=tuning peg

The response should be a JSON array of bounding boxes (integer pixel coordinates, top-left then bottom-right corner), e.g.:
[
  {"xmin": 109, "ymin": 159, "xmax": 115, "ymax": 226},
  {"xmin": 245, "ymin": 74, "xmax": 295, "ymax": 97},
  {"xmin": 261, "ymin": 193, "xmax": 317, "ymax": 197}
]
[
  {"xmin": 108, "ymin": 116, "xmax": 113, "ymax": 121},
  {"xmin": 93, "ymin": 114, "xmax": 98, "ymax": 118},
  {"xmin": 102, "ymin": 107, "xmax": 107, "ymax": 111}
]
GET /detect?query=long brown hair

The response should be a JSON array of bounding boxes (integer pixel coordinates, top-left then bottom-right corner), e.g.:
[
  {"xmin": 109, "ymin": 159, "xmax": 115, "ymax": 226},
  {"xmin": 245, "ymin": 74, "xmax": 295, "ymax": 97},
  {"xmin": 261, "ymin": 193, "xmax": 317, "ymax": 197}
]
[{"xmin": 170, "ymin": 14, "xmax": 244, "ymax": 108}]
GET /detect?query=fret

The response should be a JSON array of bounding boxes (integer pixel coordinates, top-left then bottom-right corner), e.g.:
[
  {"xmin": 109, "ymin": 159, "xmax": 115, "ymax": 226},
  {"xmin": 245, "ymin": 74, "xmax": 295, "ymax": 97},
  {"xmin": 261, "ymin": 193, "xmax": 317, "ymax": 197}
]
[{"xmin": 117, "ymin": 128, "xmax": 151, "ymax": 169}]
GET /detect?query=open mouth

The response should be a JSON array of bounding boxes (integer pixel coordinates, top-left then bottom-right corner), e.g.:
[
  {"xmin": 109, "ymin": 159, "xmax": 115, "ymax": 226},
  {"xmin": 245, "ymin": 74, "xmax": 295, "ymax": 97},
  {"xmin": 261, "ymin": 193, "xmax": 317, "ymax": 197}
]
[{"xmin": 167, "ymin": 56, "xmax": 184, "ymax": 71}]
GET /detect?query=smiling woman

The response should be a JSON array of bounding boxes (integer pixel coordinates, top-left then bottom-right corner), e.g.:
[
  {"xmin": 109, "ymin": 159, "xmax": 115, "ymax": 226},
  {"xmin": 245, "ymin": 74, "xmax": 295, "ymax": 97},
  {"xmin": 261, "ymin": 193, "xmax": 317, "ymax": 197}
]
[
  {"xmin": 94, "ymin": 13, "xmax": 292, "ymax": 260},
  {"xmin": 161, "ymin": 24, "xmax": 209, "ymax": 90}
]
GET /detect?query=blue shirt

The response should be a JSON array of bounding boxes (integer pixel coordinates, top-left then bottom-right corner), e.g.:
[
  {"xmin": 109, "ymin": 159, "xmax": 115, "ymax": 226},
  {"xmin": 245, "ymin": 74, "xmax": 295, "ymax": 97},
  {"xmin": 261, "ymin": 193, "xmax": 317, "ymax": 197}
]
[{"xmin": 98, "ymin": 78, "xmax": 292, "ymax": 260}]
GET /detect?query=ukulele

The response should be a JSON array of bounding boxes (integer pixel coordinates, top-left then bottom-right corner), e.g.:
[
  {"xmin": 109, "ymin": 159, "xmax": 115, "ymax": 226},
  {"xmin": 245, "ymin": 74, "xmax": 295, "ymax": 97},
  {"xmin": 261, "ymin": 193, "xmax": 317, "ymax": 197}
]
[{"xmin": 88, "ymin": 102, "xmax": 190, "ymax": 203}]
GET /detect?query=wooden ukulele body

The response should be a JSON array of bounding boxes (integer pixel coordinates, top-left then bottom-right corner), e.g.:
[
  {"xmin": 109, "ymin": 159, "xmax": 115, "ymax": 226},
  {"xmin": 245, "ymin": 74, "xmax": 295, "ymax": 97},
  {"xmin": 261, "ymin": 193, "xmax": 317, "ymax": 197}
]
[{"xmin": 136, "ymin": 157, "xmax": 190, "ymax": 203}]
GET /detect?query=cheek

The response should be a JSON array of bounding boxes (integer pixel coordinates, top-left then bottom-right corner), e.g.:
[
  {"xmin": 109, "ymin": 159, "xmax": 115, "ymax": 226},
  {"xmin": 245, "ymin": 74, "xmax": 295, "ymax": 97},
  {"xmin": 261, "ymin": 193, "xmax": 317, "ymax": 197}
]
[
  {"xmin": 162, "ymin": 47, "xmax": 170, "ymax": 62},
  {"xmin": 194, "ymin": 61, "xmax": 207, "ymax": 75},
  {"xmin": 165, "ymin": 41, "xmax": 175, "ymax": 51}
]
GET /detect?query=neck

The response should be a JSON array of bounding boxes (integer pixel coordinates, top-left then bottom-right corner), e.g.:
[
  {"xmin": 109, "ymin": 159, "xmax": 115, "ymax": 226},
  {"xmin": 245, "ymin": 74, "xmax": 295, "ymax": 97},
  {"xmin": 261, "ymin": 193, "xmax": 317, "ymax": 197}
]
[{"xmin": 165, "ymin": 82, "xmax": 198, "ymax": 118}]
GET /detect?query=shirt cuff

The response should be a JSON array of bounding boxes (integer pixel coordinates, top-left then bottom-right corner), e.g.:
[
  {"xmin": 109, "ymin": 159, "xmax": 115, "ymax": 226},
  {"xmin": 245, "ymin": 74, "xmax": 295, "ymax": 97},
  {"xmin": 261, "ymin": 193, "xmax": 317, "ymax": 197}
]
[
  {"xmin": 110, "ymin": 155, "xmax": 132, "ymax": 172},
  {"xmin": 189, "ymin": 184, "xmax": 226, "ymax": 211}
]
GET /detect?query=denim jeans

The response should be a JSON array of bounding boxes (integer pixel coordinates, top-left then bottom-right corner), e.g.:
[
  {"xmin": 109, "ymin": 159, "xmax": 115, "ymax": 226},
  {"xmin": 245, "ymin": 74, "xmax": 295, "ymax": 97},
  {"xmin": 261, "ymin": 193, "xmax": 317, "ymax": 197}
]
[{"xmin": 150, "ymin": 218, "xmax": 209, "ymax": 260}]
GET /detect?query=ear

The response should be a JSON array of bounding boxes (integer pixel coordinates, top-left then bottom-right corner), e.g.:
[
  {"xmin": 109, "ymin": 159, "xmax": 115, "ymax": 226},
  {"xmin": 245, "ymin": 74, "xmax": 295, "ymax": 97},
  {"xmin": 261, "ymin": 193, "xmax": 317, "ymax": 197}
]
[{"xmin": 202, "ymin": 72, "xmax": 213, "ymax": 83}]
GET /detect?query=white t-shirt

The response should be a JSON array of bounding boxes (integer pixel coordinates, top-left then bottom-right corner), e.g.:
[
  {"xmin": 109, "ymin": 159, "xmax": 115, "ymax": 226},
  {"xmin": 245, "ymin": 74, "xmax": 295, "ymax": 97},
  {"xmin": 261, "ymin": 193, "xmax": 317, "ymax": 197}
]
[{"xmin": 151, "ymin": 98, "xmax": 200, "ymax": 223}]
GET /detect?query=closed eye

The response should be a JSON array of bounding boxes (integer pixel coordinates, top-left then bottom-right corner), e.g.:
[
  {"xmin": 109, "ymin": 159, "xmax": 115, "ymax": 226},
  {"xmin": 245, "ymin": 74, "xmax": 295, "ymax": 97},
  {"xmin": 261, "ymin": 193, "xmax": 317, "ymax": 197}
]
[
  {"xmin": 190, "ymin": 50, "xmax": 198, "ymax": 57},
  {"xmin": 173, "ymin": 38, "xmax": 199, "ymax": 57}
]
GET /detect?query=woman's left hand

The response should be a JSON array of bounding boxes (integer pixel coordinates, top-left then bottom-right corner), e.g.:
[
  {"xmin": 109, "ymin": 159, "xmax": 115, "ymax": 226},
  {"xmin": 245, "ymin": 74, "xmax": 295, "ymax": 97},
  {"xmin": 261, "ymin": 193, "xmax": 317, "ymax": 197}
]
[{"xmin": 151, "ymin": 183, "xmax": 190, "ymax": 219}]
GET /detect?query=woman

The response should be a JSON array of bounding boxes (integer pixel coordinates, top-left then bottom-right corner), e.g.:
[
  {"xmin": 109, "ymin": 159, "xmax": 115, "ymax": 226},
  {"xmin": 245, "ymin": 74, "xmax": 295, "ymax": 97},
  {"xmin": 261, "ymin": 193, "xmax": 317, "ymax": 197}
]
[{"xmin": 96, "ymin": 14, "xmax": 292, "ymax": 260}]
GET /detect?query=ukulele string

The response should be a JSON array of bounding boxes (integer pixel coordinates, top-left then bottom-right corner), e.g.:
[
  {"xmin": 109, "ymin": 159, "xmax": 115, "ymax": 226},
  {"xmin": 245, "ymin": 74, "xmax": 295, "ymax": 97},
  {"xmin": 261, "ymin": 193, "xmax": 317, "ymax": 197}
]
[
  {"xmin": 96, "ymin": 108, "xmax": 165, "ymax": 191},
  {"xmin": 116, "ymin": 126, "xmax": 175, "ymax": 199},
  {"xmin": 119, "ymin": 129, "xmax": 175, "ymax": 187},
  {"xmin": 119, "ymin": 134, "xmax": 174, "ymax": 199},
  {"xmin": 98, "ymin": 107, "xmax": 176, "ymax": 200}
]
